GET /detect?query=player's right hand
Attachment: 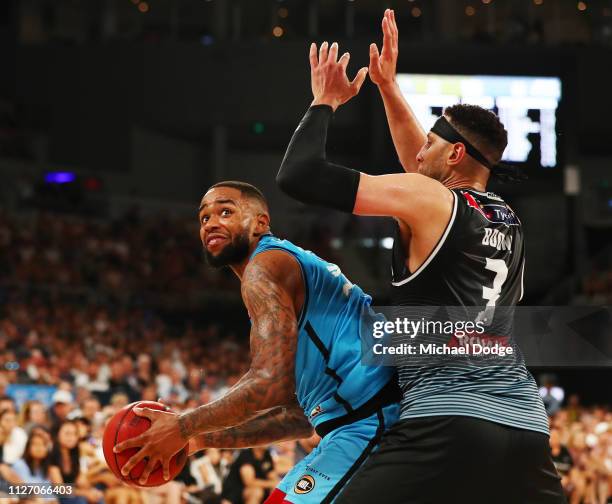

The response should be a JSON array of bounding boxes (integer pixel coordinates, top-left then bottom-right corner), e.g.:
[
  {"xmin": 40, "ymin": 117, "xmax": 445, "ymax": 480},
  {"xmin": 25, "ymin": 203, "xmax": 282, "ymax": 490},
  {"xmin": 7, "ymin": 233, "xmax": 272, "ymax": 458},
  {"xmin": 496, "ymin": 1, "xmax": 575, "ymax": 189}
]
[
  {"xmin": 369, "ymin": 9, "xmax": 398, "ymax": 88},
  {"xmin": 309, "ymin": 41, "xmax": 368, "ymax": 112}
]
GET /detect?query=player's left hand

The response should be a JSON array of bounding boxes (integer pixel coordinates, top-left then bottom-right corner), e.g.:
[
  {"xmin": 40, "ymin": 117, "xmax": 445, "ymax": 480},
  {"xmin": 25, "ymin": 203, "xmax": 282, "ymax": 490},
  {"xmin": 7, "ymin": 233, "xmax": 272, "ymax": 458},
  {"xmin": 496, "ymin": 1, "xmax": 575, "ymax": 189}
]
[
  {"xmin": 309, "ymin": 41, "xmax": 368, "ymax": 111},
  {"xmin": 113, "ymin": 407, "xmax": 187, "ymax": 485}
]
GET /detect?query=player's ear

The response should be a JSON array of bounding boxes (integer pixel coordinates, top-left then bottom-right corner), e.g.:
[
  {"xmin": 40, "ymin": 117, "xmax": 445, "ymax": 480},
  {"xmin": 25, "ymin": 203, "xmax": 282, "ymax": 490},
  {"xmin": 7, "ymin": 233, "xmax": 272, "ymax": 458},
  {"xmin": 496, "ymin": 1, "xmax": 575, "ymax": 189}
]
[
  {"xmin": 447, "ymin": 143, "xmax": 466, "ymax": 166},
  {"xmin": 254, "ymin": 212, "xmax": 270, "ymax": 235}
]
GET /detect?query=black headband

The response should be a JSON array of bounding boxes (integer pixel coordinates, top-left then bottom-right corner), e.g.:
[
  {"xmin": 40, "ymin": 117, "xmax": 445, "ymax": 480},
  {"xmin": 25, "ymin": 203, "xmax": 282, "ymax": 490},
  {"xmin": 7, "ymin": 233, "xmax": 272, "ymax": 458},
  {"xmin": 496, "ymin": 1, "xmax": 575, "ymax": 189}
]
[{"xmin": 430, "ymin": 116, "xmax": 527, "ymax": 183}]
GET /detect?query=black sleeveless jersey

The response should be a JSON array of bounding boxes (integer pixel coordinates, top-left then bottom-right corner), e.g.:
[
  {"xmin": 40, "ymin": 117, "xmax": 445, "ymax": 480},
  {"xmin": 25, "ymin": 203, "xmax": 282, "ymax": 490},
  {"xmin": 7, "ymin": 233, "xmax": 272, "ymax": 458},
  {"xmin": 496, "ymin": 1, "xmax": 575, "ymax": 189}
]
[
  {"xmin": 391, "ymin": 188, "xmax": 524, "ymax": 307},
  {"xmin": 390, "ymin": 188, "xmax": 549, "ymax": 435}
]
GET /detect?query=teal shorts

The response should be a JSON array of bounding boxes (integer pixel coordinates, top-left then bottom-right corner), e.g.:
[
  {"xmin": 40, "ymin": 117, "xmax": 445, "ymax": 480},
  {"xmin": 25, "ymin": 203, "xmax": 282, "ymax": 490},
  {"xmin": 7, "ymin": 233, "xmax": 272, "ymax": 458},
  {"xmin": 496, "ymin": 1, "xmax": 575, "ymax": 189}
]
[{"xmin": 266, "ymin": 403, "xmax": 399, "ymax": 504}]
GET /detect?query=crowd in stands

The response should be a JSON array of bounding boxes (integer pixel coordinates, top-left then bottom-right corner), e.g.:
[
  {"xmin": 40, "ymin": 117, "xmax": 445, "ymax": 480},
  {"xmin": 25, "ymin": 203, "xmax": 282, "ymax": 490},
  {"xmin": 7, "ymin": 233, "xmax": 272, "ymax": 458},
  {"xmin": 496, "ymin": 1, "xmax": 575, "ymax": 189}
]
[
  {"xmin": 0, "ymin": 209, "xmax": 343, "ymax": 310},
  {"xmin": 550, "ymin": 402, "xmax": 611, "ymax": 504},
  {"xmin": 0, "ymin": 209, "xmax": 240, "ymax": 309}
]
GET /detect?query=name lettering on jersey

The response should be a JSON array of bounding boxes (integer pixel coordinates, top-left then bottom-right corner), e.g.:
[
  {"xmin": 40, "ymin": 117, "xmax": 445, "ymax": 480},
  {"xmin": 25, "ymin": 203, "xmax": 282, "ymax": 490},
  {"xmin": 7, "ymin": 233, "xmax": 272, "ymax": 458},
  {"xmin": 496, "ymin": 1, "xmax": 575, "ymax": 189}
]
[
  {"xmin": 482, "ymin": 228, "xmax": 513, "ymax": 252},
  {"xmin": 327, "ymin": 264, "xmax": 354, "ymax": 297}
]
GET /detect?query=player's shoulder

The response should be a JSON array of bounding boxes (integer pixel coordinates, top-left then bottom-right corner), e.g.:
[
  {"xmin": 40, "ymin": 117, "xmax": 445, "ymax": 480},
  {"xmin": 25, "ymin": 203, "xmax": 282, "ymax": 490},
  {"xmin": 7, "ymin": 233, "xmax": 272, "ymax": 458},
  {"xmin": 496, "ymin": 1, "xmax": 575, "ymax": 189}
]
[
  {"xmin": 255, "ymin": 235, "xmax": 319, "ymax": 263},
  {"xmin": 245, "ymin": 242, "xmax": 303, "ymax": 291},
  {"xmin": 454, "ymin": 188, "xmax": 521, "ymax": 226}
]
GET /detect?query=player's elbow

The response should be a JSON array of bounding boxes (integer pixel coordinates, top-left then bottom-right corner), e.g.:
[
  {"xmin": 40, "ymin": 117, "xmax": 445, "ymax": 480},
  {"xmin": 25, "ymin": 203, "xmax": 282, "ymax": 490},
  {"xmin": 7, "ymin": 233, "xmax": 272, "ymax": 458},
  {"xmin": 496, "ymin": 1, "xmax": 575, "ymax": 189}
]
[
  {"xmin": 276, "ymin": 158, "xmax": 311, "ymax": 201},
  {"xmin": 275, "ymin": 163, "xmax": 295, "ymax": 196},
  {"xmin": 252, "ymin": 373, "xmax": 296, "ymax": 411}
]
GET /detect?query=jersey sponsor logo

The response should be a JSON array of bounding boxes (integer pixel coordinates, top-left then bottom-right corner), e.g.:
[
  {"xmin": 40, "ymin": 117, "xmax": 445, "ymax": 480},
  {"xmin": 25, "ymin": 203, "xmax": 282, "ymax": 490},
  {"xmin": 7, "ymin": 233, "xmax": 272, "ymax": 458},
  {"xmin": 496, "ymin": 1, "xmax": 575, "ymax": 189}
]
[
  {"xmin": 481, "ymin": 204, "xmax": 520, "ymax": 225},
  {"xmin": 462, "ymin": 191, "xmax": 520, "ymax": 225},
  {"xmin": 482, "ymin": 228, "xmax": 513, "ymax": 252},
  {"xmin": 309, "ymin": 405, "xmax": 323, "ymax": 418},
  {"xmin": 294, "ymin": 474, "xmax": 315, "ymax": 494}
]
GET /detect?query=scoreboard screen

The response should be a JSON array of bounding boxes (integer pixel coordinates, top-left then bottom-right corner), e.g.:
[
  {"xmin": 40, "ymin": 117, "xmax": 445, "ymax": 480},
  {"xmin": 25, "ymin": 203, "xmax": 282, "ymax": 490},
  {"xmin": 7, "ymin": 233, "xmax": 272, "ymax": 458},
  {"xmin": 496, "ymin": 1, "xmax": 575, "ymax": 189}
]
[{"xmin": 396, "ymin": 74, "xmax": 562, "ymax": 168}]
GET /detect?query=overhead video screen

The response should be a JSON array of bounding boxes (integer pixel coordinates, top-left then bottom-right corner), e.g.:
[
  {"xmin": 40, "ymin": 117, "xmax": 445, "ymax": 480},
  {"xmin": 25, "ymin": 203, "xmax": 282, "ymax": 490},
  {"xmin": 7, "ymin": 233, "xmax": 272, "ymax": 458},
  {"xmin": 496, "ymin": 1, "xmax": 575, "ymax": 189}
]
[{"xmin": 396, "ymin": 74, "xmax": 562, "ymax": 168}]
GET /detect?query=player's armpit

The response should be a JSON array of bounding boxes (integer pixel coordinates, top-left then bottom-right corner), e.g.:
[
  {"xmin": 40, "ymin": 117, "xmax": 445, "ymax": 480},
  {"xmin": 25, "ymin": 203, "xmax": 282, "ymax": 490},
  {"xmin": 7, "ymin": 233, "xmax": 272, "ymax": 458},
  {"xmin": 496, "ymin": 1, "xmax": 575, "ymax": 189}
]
[
  {"xmin": 353, "ymin": 172, "xmax": 453, "ymax": 226},
  {"xmin": 189, "ymin": 406, "xmax": 313, "ymax": 454},
  {"xmin": 178, "ymin": 251, "xmax": 301, "ymax": 439}
]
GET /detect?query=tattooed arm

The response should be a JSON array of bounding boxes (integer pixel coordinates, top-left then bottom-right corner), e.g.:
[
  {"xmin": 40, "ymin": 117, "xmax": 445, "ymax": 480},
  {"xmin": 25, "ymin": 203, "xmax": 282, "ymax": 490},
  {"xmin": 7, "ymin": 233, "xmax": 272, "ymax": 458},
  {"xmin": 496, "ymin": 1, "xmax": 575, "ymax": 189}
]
[
  {"xmin": 188, "ymin": 406, "xmax": 313, "ymax": 454},
  {"xmin": 178, "ymin": 249, "xmax": 303, "ymax": 440}
]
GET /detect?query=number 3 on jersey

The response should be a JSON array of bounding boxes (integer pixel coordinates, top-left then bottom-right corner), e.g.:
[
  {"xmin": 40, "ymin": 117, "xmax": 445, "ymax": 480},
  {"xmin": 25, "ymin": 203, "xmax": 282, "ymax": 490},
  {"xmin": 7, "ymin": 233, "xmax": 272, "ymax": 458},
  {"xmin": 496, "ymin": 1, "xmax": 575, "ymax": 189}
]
[{"xmin": 476, "ymin": 258, "xmax": 508, "ymax": 326}]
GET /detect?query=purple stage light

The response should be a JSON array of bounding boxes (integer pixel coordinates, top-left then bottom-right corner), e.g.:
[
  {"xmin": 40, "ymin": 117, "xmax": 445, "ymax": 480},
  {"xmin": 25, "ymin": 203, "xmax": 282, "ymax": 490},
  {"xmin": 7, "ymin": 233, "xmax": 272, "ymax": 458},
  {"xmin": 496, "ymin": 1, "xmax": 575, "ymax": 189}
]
[{"xmin": 45, "ymin": 172, "xmax": 76, "ymax": 184}]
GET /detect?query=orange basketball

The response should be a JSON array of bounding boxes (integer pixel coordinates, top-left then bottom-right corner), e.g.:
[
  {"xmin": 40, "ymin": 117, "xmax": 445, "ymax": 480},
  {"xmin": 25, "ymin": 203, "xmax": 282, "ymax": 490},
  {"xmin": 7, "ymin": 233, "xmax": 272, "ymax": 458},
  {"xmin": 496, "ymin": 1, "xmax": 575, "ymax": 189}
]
[{"xmin": 102, "ymin": 401, "xmax": 188, "ymax": 487}]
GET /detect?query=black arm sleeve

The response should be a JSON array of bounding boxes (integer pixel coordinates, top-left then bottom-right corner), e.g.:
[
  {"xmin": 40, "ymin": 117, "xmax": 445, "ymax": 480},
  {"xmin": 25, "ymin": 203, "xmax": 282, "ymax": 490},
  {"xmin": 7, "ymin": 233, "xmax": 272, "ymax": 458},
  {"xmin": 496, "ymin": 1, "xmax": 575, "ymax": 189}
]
[{"xmin": 276, "ymin": 105, "xmax": 361, "ymax": 213}]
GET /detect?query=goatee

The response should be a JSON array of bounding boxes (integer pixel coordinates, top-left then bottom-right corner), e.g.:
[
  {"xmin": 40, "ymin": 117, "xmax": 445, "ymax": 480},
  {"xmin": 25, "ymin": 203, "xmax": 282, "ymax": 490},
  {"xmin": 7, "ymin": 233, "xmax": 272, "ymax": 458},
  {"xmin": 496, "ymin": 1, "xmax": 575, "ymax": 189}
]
[{"xmin": 204, "ymin": 232, "xmax": 251, "ymax": 268}]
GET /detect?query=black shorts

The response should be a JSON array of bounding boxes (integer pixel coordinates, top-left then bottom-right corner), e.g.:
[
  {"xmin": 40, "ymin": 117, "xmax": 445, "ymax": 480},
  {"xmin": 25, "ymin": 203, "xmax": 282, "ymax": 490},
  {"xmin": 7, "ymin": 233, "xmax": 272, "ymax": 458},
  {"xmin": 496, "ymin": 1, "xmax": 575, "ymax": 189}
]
[{"xmin": 335, "ymin": 416, "xmax": 567, "ymax": 504}]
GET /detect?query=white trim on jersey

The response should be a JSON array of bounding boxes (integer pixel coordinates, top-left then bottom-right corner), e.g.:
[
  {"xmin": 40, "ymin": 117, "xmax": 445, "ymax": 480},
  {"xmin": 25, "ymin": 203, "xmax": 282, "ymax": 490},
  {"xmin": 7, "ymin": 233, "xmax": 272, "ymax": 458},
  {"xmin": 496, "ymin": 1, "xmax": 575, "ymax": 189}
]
[
  {"xmin": 392, "ymin": 191, "xmax": 458, "ymax": 287},
  {"xmin": 464, "ymin": 188, "xmax": 504, "ymax": 201},
  {"xmin": 519, "ymin": 258, "xmax": 525, "ymax": 302}
]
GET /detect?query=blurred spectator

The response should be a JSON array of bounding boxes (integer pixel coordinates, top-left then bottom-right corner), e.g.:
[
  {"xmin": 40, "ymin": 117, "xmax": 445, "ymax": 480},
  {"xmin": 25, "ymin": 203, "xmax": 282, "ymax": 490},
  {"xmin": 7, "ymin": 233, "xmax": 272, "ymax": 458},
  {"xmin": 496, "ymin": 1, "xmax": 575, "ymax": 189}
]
[
  {"xmin": 190, "ymin": 448, "xmax": 230, "ymax": 502},
  {"xmin": 270, "ymin": 442, "xmax": 295, "ymax": 477},
  {"xmin": 10, "ymin": 428, "xmax": 54, "ymax": 485},
  {"xmin": 0, "ymin": 409, "xmax": 28, "ymax": 464},
  {"xmin": 18, "ymin": 399, "xmax": 49, "ymax": 433},
  {"xmin": 49, "ymin": 420, "xmax": 104, "ymax": 504},
  {"xmin": 539, "ymin": 378, "xmax": 565, "ymax": 416},
  {"xmin": 49, "ymin": 390, "xmax": 73, "ymax": 433},
  {"xmin": 550, "ymin": 428, "xmax": 574, "ymax": 489},
  {"xmin": 221, "ymin": 448, "xmax": 278, "ymax": 504},
  {"xmin": 74, "ymin": 397, "xmax": 103, "ymax": 431},
  {"xmin": 0, "ymin": 396, "xmax": 16, "ymax": 414},
  {"xmin": 294, "ymin": 434, "xmax": 320, "ymax": 464}
]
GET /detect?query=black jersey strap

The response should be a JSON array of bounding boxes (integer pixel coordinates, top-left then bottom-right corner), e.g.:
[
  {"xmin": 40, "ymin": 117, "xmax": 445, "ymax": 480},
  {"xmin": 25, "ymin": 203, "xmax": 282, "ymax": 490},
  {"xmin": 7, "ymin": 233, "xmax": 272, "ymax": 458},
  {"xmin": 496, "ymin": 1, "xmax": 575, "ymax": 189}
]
[{"xmin": 314, "ymin": 378, "xmax": 401, "ymax": 438}]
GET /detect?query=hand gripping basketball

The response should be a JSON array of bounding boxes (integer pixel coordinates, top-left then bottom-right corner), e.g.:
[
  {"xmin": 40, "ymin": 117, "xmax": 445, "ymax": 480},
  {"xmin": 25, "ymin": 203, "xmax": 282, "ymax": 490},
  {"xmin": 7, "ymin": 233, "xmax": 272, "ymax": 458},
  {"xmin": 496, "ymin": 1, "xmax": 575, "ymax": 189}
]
[{"xmin": 103, "ymin": 401, "xmax": 188, "ymax": 487}]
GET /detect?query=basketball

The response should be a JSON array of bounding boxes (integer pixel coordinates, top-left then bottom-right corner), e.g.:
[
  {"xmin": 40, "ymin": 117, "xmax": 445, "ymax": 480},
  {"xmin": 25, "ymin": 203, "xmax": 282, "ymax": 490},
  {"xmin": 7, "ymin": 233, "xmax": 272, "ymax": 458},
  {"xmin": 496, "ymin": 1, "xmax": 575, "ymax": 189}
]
[{"xmin": 102, "ymin": 401, "xmax": 188, "ymax": 487}]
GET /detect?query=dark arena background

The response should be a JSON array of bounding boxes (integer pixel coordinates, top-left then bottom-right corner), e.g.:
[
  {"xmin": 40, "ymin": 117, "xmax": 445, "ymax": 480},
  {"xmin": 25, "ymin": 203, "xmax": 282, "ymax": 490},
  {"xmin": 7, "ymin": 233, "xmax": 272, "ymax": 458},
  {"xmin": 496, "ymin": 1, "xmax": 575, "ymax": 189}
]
[{"xmin": 0, "ymin": 1, "xmax": 611, "ymax": 503}]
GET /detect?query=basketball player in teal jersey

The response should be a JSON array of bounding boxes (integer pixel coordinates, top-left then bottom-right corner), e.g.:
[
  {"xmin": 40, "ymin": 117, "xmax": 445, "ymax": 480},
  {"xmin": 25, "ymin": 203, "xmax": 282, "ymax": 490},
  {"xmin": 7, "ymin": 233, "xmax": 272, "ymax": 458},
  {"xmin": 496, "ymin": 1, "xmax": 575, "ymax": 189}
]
[{"xmin": 114, "ymin": 181, "xmax": 400, "ymax": 503}]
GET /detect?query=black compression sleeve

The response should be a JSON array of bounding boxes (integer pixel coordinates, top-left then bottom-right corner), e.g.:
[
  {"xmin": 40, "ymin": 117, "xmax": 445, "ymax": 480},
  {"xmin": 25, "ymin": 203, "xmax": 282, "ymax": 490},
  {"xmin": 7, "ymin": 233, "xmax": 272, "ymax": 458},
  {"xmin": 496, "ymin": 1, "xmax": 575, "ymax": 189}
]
[{"xmin": 276, "ymin": 105, "xmax": 361, "ymax": 213}]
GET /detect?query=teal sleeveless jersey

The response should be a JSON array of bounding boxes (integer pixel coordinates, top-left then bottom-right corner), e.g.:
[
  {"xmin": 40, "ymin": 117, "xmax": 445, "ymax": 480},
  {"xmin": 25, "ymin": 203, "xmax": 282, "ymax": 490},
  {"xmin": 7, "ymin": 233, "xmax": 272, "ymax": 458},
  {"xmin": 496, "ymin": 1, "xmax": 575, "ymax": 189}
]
[{"xmin": 251, "ymin": 235, "xmax": 394, "ymax": 429}]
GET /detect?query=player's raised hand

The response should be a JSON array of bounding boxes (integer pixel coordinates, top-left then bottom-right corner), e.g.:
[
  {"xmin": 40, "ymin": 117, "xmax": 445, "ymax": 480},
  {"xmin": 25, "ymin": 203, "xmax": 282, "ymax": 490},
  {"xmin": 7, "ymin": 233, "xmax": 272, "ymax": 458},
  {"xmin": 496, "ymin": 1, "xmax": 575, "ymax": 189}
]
[
  {"xmin": 309, "ymin": 41, "xmax": 368, "ymax": 111},
  {"xmin": 369, "ymin": 9, "xmax": 399, "ymax": 88}
]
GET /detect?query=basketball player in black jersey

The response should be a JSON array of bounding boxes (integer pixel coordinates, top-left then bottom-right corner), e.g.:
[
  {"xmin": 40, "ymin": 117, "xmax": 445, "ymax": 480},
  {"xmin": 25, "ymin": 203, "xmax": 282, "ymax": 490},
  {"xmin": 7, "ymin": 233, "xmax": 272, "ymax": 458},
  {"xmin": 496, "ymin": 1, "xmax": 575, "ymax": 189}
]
[{"xmin": 276, "ymin": 9, "xmax": 566, "ymax": 504}]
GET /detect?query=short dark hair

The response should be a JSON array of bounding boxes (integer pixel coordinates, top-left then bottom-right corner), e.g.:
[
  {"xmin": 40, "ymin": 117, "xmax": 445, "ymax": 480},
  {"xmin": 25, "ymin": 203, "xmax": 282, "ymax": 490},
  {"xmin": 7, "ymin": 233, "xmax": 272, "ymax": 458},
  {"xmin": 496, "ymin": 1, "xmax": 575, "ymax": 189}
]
[
  {"xmin": 444, "ymin": 104, "xmax": 508, "ymax": 165},
  {"xmin": 207, "ymin": 181, "xmax": 268, "ymax": 210},
  {"xmin": 24, "ymin": 430, "xmax": 51, "ymax": 475}
]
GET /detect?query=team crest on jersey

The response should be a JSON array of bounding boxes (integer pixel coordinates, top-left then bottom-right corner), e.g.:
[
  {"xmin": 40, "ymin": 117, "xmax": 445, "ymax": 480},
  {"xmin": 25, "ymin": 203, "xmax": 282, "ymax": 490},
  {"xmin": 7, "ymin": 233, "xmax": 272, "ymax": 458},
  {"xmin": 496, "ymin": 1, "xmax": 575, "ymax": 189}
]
[{"xmin": 294, "ymin": 474, "xmax": 315, "ymax": 494}]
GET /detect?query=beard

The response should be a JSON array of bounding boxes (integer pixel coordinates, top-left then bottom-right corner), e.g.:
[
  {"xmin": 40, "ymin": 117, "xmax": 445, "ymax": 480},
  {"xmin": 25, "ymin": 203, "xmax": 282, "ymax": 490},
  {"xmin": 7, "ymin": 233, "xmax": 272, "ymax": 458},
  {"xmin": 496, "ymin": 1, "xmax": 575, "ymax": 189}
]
[{"xmin": 203, "ymin": 231, "xmax": 251, "ymax": 268}]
